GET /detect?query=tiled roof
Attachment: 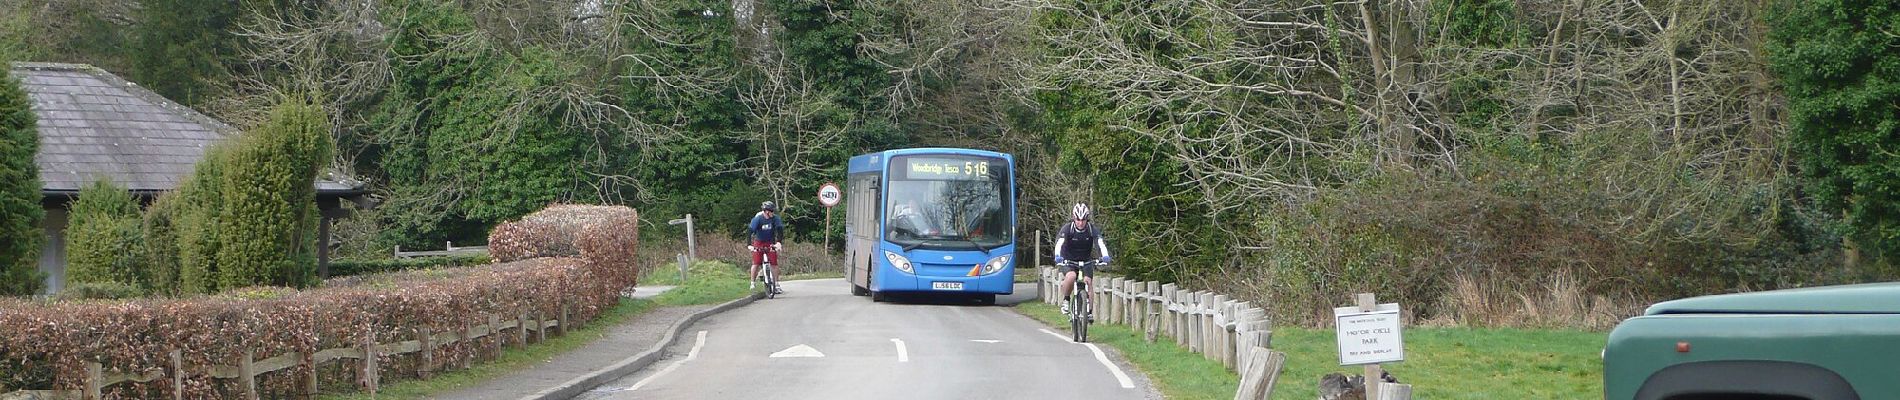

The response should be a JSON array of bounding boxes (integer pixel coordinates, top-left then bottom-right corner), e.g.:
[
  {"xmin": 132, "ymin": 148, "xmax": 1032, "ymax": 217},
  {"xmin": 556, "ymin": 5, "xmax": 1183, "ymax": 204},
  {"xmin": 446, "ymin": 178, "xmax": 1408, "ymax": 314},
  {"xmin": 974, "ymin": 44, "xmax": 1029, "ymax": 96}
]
[
  {"xmin": 10, "ymin": 62, "xmax": 237, "ymax": 193},
  {"xmin": 9, "ymin": 62, "xmax": 364, "ymax": 196}
]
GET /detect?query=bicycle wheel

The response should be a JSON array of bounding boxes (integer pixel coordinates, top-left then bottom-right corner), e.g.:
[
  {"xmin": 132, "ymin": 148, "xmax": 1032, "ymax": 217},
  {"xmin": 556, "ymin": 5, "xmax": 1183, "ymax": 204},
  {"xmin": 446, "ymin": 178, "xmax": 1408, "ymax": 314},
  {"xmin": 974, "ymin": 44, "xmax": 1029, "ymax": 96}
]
[{"xmin": 765, "ymin": 264, "xmax": 777, "ymax": 299}]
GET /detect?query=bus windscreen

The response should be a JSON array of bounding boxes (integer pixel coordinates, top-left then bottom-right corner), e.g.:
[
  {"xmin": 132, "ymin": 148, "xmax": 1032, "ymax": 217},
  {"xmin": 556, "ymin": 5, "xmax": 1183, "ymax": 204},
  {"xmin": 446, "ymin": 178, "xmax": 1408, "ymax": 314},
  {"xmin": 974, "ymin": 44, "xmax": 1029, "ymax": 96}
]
[{"xmin": 885, "ymin": 155, "xmax": 1012, "ymax": 251}]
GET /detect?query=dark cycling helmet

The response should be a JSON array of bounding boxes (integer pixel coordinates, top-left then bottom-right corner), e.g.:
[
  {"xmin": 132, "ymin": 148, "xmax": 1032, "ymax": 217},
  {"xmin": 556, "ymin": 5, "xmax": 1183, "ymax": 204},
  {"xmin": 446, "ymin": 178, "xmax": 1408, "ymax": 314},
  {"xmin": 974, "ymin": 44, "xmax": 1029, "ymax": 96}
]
[{"xmin": 761, "ymin": 201, "xmax": 777, "ymax": 211}]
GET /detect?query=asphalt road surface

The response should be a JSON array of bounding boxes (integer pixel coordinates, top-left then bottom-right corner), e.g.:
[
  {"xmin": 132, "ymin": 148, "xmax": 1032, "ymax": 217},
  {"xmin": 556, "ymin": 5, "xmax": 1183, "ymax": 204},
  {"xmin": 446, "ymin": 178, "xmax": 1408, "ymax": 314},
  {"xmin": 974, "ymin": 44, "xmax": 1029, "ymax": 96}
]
[{"xmin": 573, "ymin": 278, "xmax": 1161, "ymax": 400}]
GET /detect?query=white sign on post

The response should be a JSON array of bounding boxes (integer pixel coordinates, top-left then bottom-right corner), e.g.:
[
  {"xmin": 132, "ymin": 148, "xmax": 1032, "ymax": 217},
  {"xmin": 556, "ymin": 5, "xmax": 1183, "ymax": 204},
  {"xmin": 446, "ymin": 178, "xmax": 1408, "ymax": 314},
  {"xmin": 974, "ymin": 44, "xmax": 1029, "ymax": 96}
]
[
  {"xmin": 817, "ymin": 183, "xmax": 842, "ymax": 207},
  {"xmin": 1334, "ymin": 303, "xmax": 1404, "ymax": 365}
]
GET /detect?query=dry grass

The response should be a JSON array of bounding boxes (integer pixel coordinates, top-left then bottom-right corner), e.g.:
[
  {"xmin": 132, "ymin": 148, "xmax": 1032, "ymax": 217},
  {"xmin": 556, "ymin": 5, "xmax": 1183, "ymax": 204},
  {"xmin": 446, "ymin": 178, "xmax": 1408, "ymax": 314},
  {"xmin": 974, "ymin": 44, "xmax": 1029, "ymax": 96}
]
[{"xmin": 1422, "ymin": 272, "xmax": 1641, "ymax": 330}]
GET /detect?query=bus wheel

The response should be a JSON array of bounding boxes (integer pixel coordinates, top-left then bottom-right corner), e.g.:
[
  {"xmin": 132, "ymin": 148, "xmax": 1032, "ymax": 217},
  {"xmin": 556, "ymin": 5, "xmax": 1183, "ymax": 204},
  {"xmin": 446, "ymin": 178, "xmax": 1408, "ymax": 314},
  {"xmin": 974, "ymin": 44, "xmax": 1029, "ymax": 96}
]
[
  {"xmin": 975, "ymin": 294, "xmax": 996, "ymax": 306},
  {"xmin": 871, "ymin": 290, "xmax": 887, "ymax": 302},
  {"xmin": 852, "ymin": 285, "xmax": 870, "ymax": 296}
]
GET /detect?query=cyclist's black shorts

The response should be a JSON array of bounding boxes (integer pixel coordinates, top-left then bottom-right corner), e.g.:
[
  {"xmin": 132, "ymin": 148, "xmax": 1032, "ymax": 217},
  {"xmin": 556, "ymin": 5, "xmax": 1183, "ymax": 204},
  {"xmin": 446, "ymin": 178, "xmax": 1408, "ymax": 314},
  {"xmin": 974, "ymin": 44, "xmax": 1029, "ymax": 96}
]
[{"xmin": 1058, "ymin": 260, "xmax": 1097, "ymax": 277}]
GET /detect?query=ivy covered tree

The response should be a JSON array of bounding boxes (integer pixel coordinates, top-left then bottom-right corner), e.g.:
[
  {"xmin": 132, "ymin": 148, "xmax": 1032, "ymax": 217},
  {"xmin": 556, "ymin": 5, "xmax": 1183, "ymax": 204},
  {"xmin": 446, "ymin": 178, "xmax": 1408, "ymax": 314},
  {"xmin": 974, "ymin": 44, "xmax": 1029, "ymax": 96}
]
[
  {"xmin": 65, "ymin": 178, "xmax": 145, "ymax": 288},
  {"xmin": 215, "ymin": 97, "xmax": 333, "ymax": 288},
  {"xmin": 0, "ymin": 65, "xmax": 43, "ymax": 296},
  {"xmin": 1770, "ymin": 0, "xmax": 1900, "ymax": 267},
  {"xmin": 130, "ymin": 0, "xmax": 243, "ymax": 107}
]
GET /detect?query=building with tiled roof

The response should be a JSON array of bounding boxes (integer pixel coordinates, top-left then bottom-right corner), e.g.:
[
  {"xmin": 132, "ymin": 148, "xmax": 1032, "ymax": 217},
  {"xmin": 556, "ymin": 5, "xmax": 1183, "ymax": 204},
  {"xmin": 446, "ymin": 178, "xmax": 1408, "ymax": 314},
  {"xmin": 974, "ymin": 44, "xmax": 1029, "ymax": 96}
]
[{"xmin": 9, "ymin": 62, "xmax": 366, "ymax": 294}]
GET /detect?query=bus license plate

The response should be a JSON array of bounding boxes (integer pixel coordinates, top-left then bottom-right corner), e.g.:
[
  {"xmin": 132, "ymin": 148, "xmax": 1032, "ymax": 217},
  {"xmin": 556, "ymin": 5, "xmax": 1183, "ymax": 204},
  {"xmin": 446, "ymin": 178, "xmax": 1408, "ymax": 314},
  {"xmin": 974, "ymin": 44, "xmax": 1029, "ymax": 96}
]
[{"xmin": 931, "ymin": 282, "xmax": 963, "ymax": 291}]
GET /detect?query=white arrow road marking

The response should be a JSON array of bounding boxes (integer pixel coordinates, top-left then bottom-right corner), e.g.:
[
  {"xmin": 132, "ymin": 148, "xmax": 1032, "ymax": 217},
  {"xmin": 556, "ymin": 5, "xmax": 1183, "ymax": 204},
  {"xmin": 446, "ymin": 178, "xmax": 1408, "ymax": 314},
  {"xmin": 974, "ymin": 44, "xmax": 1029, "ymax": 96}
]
[
  {"xmin": 628, "ymin": 330, "xmax": 708, "ymax": 391},
  {"xmin": 770, "ymin": 344, "xmax": 825, "ymax": 358},
  {"xmin": 891, "ymin": 338, "xmax": 910, "ymax": 362},
  {"xmin": 970, "ymin": 339, "xmax": 1002, "ymax": 343},
  {"xmin": 1040, "ymin": 329, "xmax": 1136, "ymax": 389}
]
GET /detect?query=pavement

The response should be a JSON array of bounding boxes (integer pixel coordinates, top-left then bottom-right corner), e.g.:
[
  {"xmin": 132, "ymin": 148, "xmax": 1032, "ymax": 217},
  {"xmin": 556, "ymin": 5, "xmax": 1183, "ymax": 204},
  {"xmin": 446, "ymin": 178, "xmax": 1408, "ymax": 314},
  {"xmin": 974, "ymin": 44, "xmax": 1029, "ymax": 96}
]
[
  {"xmin": 425, "ymin": 284, "xmax": 716, "ymax": 400},
  {"xmin": 571, "ymin": 279, "xmax": 1161, "ymax": 400}
]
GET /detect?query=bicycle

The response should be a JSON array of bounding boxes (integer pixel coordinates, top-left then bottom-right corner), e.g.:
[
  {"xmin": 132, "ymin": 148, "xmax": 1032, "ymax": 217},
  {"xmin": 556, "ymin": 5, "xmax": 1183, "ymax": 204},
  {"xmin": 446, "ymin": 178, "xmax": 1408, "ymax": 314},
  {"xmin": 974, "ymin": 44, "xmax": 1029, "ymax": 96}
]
[
  {"xmin": 1057, "ymin": 260, "xmax": 1105, "ymax": 342},
  {"xmin": 756, "ymin": 246, "xmax": 782, "ymax": 299}
]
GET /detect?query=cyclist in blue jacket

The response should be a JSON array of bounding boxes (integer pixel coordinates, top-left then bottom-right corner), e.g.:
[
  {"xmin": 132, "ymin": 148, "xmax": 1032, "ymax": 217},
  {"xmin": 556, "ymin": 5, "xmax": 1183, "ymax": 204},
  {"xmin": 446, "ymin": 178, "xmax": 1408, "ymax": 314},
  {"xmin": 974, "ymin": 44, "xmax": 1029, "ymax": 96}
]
[{"xmin": 748, "ymin": 201, "xmax": 785, "ymax": 293}]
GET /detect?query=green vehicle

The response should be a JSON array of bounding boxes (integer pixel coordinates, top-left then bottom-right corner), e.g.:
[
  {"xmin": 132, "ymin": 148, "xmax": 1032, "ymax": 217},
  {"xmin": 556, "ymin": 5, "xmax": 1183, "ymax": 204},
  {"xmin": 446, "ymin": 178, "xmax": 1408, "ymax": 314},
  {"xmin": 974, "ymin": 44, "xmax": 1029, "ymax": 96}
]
[{"xmin": 1603, "ymin": 283, "xmax": 1900, "ymax": 400}]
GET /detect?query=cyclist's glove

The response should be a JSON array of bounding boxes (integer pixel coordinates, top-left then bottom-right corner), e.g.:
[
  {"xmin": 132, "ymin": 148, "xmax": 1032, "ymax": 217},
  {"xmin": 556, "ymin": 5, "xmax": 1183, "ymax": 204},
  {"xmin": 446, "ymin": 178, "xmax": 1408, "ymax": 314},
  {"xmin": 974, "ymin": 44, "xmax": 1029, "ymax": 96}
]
[
  {"xmin": 1053, "ymin": 255, "xmax": 1065, "ymax": 264},
  {"xmin": 747, "ymin": 245, "xmax": 757, "ymax": 252},
  {"xmin": 1100, "ymin": 255, "xmax": 1112, "ymax": 264}
]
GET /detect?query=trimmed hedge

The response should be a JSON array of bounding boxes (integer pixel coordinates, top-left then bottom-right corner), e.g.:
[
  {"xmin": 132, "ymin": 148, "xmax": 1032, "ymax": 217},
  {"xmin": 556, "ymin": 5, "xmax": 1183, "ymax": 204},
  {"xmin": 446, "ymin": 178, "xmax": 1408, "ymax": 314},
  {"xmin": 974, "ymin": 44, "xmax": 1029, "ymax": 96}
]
[
  {"xmin": 490, "ymin": 204, "xmax": 640, "ymax": 292},
  {"xmin": 0, "ymin": 257, "xmax": 614, "ymax": 397},
  {"xmin": 326, "ymin": 254, "xmax": 492, "ymax": 278},
  {"xmin": 0, "ymin": 204, "xmax": 639, "ymax": 397},
  {"xmin": 65, "ymin": 179, "xmax": 145, "ymax": 288}
]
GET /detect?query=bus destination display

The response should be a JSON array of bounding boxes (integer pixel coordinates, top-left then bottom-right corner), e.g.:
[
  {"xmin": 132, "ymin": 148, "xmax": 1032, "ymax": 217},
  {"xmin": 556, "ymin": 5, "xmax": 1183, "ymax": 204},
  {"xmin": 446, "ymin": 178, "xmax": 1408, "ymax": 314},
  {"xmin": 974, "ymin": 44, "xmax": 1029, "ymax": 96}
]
[{"xmin": 903, "ymin": 158, "xmax": 995, "ymax": 180}]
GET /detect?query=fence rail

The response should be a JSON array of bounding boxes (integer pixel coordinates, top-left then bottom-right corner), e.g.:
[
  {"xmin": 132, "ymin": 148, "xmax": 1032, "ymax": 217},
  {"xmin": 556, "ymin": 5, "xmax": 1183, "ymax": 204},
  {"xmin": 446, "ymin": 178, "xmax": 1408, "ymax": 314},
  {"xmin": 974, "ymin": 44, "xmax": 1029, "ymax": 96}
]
[
  {"xmin": 0, "ymin": 305, "xmax": 574, "ymax": 400},
  {"xmin": 393, "ymin": 241, "xmax": 489, "ymax": 259}
]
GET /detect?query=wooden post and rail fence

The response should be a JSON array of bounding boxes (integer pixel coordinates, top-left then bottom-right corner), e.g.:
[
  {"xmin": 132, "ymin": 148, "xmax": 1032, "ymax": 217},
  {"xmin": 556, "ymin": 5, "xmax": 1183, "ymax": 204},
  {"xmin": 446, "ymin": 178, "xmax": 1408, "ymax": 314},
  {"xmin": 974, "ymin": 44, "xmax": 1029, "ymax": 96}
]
[
  {"xmin": 0, "ymin": 304, "xmax": 576, "ymax": 400},
  {"xmin": 1038, "ymin": 266, "xmax": 1414, "ymax": 400}
]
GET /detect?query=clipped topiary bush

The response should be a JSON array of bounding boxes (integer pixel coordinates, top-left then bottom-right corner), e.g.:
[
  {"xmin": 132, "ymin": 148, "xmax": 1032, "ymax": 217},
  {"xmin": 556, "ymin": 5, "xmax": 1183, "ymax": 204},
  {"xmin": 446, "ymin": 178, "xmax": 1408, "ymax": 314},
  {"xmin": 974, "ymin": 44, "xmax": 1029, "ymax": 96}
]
[
  {"xmin": 64, "ymin": 178, "xmax": 145, "ymax": 288},
  {"xmin": 490, "ymin": 204, "xmax": 640, "ymax": 292},
  {"xmin": 214, "ymin": 97, "xmax": 333, "ymax": 290}
]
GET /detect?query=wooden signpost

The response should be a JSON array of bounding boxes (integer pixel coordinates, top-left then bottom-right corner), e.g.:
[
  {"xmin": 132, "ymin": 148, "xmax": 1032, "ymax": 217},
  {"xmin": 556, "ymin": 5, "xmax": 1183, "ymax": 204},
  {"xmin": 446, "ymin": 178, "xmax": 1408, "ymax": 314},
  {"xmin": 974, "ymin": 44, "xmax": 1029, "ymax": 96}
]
[{"xmin": 1334, "ymin": 293, "xmax": 1408, "ymax": 400}]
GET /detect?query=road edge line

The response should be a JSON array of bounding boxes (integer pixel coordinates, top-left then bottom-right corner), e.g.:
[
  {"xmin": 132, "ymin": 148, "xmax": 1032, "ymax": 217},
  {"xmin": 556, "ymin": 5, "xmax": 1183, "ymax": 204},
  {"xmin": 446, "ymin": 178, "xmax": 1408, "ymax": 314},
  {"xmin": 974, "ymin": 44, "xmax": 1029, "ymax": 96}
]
[
  {"xmin": 1038, "ymin": 329, "xmax": 1138, "ymax": 389},
  {"xmin": 519, "ymin": 291, "xmax": 766, "ymax": 400}
]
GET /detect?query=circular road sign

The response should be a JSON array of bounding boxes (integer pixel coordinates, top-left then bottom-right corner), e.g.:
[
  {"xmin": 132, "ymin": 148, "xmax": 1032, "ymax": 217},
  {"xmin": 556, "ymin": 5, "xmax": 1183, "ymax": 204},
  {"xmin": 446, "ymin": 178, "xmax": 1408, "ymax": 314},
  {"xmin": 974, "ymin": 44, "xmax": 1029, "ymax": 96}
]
[{"xmin": 818, "ymin": 182, "xmax": 843, "ymax": 207}]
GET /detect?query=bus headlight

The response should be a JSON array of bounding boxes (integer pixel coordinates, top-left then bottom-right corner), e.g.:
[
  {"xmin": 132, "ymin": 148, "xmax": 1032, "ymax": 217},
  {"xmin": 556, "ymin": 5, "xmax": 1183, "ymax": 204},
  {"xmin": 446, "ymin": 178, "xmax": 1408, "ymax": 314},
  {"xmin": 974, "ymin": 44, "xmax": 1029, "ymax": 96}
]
[
  {"xmin": 884, "ymin": 251, "xmax": 914, "ymax": 274},
  {"xmin": 982, "ymin": 255, "xmax": 1011, "ymax": 275}
]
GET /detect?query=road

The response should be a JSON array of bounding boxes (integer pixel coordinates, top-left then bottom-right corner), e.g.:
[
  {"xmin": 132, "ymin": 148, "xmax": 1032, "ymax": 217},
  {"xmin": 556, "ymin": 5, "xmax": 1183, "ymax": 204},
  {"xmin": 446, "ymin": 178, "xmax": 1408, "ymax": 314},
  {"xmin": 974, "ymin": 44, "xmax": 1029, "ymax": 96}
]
[{"xmin": 573, "ymin": 278, "xmax": 1161, "ymax": 400}]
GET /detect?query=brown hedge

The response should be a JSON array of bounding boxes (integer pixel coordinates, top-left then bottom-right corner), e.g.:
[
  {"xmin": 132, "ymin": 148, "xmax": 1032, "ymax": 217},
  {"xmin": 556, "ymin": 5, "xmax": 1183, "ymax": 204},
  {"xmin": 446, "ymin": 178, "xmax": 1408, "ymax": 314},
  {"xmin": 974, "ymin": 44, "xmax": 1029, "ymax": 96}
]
[
  {"xmin": 0, "ymin": 205, "xmax": 641, "ymax": 398},
  {"xmin": 489, "ymin": 204, "xmax": 640, "ymax": 293}
]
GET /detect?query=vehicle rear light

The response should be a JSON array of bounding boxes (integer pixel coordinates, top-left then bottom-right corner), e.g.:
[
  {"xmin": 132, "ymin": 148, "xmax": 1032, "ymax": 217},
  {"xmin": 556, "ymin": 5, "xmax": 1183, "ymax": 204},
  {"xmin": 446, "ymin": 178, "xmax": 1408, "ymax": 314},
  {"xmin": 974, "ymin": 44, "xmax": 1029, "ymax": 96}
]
[{"xmin": 1676, "ymin": 341, "xmax": 1690, "ymax": 353}]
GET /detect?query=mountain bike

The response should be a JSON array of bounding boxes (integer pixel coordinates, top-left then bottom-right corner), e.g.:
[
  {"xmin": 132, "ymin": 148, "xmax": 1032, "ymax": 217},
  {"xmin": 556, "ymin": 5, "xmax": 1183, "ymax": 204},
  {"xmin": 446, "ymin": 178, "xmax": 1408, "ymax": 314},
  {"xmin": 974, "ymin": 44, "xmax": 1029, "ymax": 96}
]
[
  {"xmin": 1057, "ymin": 260, "xmax": 1105, "ymax": 342},
  {"xmin": 758, "ymin": 247, "xmax": 782, "ymax": 299}
]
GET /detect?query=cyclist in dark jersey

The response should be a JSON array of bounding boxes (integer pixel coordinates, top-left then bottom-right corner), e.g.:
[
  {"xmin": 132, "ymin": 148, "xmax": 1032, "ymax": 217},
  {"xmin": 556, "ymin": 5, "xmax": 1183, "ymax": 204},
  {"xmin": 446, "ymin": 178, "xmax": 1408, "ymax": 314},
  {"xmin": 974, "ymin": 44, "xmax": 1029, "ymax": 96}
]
[{"xmin": 1054, "ymin": 203, "xmax": 1111, "ymax": 316}]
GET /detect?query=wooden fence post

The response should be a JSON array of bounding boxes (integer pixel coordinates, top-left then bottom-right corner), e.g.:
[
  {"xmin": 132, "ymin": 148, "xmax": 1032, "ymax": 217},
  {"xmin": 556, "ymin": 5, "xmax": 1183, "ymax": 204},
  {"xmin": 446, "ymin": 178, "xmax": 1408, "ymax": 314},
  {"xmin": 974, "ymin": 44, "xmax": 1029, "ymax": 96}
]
[
  {"xmin": 1233, "ymin": 347, "xmax": 1285, "ymax": 400},
  {"xmin": 302, "ymin": 351, "xmax": 318, "ymax": 399},
  {"xmin": 1187, "ymin": 291, "xmax": 1205, "ymax": 351},
  {"xmin": 515, "ymin": 314, "xmax": 529, "ymax": 347},
  {"xmin": 558, "ymin": 302, "xmax": 571, "ymax": 336},
  {"xmin": 1144, "ymin": 282, "xmax": 1160, "ymax": 343},
  {"xmin": 418, "ymin": 326, "xmax": 435, "ymax": 379},
  {"xmin": 360, "ymin": 333, "xmax": 379, "ymax": 394},
  {"xmin": 1159, "ymin": 284, "xmax": 1177, "ymax": 338},
  {"xmin": 1376, "ymin": 383, "xmax": 1414, "ymax": 400},
  {"xmin": 536, "ymin": 312, "xmax": 548, "ymax": 343},
  {"xmin": 170, "ymin": 350, "xmax": 184, "ymax": 400},
  {"xmin": 239, "ymin": 349, "xmax": 258, "ymax": 400},
  {"xmin": 488, "ymin": 315, "xmax": 502, "ymax": 360},
  {"xmin": 84, "ymin": 361, "xmax": 102, "ymax": 400},
  {"xmin": 1203, "ymin": 293, "xmax": 1223, "ymax": 361}
]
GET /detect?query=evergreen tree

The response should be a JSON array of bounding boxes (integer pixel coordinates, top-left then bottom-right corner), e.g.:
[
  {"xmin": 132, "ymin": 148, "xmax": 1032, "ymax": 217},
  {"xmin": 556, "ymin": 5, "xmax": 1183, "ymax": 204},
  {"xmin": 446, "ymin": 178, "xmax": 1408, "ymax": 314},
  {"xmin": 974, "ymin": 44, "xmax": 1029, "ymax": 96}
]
[
  {"xmin": 215, "ymin": 97, "xmax": 332, "ymax": 288},
  {"xmin": 0, "ymin": 64, "xmax": 44, "ymax": 296},
  {"xmin": 130, "ymin": 0, "xmax": 240, "ymax": 107},
  {"xmin": 65, "ymin": 178, "xmax": 144, "ymax": 287},
  {"xmin": 1770, "ymin": 0, "xmax": 1900, "ymax": 267}
]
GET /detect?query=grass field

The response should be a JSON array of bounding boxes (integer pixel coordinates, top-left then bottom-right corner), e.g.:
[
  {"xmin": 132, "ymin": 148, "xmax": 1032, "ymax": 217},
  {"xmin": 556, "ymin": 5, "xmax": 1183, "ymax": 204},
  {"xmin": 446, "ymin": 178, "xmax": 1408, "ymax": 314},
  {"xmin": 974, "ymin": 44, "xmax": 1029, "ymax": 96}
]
[
  {"xmin": 1016, "ymin": 303, "xmax": 1606, "ymax": 399},
  {"xmin": 319, "ymin": 261, "xmax": 752, "ymax": 400}
]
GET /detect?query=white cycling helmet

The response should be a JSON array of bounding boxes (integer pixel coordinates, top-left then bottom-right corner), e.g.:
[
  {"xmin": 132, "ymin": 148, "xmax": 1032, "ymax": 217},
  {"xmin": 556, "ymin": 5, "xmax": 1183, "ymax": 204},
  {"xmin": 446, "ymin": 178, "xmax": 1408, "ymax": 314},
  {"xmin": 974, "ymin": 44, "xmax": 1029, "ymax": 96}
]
[{"xmin": 1071, "ymin": 203, "xmax": 1091, "ymax": 221}]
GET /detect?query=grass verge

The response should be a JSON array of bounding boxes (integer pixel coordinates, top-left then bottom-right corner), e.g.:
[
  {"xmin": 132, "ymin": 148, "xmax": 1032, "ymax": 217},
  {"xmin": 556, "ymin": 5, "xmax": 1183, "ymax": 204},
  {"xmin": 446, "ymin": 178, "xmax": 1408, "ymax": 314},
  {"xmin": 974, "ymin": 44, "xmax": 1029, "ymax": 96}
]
[
  {"xmin": 320, "ymin": 260, "xmax": 751, "ymax": 400},
  {"xmin": 1019, "ymin": 302, "xmax": 1238, "ymax": 400},
  {"xmin": 1014, "ymin": 303, "xmax": 1606, "ymax": 400}
]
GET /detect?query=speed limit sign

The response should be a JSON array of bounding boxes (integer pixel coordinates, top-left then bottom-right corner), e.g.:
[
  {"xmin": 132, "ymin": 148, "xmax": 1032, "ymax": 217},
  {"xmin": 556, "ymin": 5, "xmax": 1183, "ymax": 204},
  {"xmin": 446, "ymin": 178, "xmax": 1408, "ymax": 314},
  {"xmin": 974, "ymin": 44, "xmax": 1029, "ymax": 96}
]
[{"xmin": 817, "ymin": 182, "xmax": 843, "ymax": 208}]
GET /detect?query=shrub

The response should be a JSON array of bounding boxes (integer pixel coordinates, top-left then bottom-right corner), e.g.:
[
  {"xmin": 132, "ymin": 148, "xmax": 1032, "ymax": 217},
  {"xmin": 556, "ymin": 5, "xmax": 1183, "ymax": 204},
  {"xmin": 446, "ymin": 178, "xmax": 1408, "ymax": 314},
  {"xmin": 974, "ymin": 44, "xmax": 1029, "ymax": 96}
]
[
  {"xmin": 0, "ymin": 257, "xmax": 619, "ymax": 397},
  {"xmin": 55, "ymin": 281, "xmax": 145, "ymax": 301},
  {"xmin": 141, "ymin": 195, "xmax": 182, "ymax": 295},
  {"xmin": 214, "ymin": 97, "xmax": 333, "ymax": 290},
  {"xmin": 64, "ymin": 178, "xmax": 145, "ymax": 288},
  {"xmin": 173, "ymin": 144, "xmax": 237, "ymax": 294},
  {"xmin": 0, "ymin": 66, "xmax": 44, "ymax": 296},
  {"xmin": 325, "ymin": 254, "xmax": 492, "ymax": 278},
  {"xmin": 490, "ymin": 204, "xmax": 640, "ymax": 291}
]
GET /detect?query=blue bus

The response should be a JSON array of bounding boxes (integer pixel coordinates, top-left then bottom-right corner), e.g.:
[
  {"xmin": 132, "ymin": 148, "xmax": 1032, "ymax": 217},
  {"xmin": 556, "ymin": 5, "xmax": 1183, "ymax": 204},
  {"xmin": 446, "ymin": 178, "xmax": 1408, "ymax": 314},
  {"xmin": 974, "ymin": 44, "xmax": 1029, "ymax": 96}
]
[{"xmin": 844, "ymin": 148, "xmax": 1017, "ymax": 304}]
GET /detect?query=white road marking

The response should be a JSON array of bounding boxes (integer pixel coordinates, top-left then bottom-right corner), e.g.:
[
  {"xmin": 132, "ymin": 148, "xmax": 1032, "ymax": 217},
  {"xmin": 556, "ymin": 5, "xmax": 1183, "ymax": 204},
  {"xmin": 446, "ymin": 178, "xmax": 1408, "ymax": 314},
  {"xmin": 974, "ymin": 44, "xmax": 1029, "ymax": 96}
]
[
  {"xmin": 970, "ymin": 339, "xmax": 1002, "ymax": 343},
  {"xmin": 891, "ymin": 338, "xmax": 910, "ymax": 362},
  {"xmin": 1040, "ymin": 329, "xmax": 1137, "ymax": 389},
  {"xmin": 770, "ymin": 344, "xmax": 825, "ymax": 358},
  {"xmin": 628, "ymin": 330, "xmax": 708, "ymax": 391}
]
